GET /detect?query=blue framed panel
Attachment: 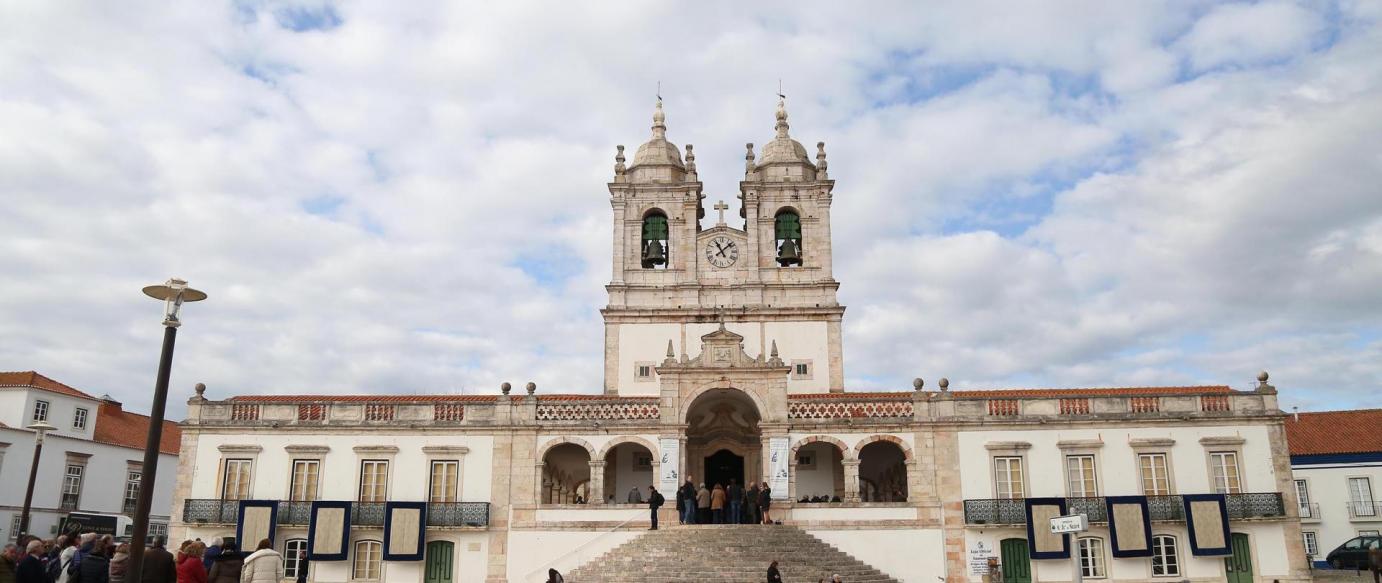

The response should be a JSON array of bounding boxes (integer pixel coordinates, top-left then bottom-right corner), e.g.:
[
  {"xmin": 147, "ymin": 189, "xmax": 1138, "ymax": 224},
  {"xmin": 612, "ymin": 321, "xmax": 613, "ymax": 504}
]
[
  {"xmin": 382, "ymin": 502, "xmax": 428, "ymax": 561},
  {"xmin": 307, "ymin": 501, "xmax": 353, "ymax": 561},
  {"xmin": 236, "ymin": 500, "xmax": 279, "ymax": 550},
  {"xmin": 1106, "ymin": 495, "xmax": 1153, "ymax": 558},
  {"xmin": 1183, "ymin": 493, "xmax": 1232, "ymax": 556},
  {"xmin": 1024, "ymin": 497, "xmax": 1070, "ymax": 560}
]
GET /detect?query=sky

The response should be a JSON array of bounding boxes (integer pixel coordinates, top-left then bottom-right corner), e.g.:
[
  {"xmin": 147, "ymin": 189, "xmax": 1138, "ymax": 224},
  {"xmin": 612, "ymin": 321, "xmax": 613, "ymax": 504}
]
[{"xmin": 1, "ymin": 1, "xmax": 1380, "ymax": 419}]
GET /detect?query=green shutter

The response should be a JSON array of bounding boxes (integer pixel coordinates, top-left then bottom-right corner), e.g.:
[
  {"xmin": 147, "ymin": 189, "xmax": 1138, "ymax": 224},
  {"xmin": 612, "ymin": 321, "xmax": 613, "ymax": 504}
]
[
  {"xmin": 775, "ymin": 213, "xmax": 801, "ymax": 240},
  {"xmin": 642, "ymin": 215, "xmax": 668, "ymax": 240}
]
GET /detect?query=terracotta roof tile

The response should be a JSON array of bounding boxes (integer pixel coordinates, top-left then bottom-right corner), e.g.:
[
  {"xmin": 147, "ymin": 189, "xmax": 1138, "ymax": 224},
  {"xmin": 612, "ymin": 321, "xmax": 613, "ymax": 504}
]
[
  {"xmin": 952, "ymin": 385, "xmax": 1235, "ymax": 398},
  {"xmin": 92, "ymin": 402, "xmax": 181, "ymax": 455},
  {"xmin": 228, "ymin": 394, "xmax": 498, "ymax": 403},
  {"xmin": 1285, "ymin": 409, "xmax": 1382, "ymax": 456},
  {"xmin": 0, "ymin": 371, "xmax": 99, "ymax": 401}
]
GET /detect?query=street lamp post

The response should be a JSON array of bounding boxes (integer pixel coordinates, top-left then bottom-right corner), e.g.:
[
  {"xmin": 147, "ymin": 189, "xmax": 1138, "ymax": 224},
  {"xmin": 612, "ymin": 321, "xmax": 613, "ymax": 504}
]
[
  {"xmin": 16, "ymin": 421, "xmax": 56, "ymax": 542},
  {"xmin": 125, "ymin": 278, "xmax": 206, "ymax": 583}
]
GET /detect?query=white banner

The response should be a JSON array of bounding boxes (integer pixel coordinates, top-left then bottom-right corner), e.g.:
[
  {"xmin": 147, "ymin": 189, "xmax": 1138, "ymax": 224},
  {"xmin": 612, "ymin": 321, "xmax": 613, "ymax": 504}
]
[
  {"xmin": 769, "ymin": 436, "xmax": 790, "ymax": 499},
  {"xmin": 658, "ymin": 437, "xmax": 680, "ymax": 498}
]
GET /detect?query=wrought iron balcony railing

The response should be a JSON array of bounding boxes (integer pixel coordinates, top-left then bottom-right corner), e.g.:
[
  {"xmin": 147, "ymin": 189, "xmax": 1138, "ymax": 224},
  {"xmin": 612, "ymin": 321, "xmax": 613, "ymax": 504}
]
[
  {"xmin": 1298, "ymin": 502, "xmax": 1320, "ymax": 520},
  {"xmin": 962, "ymin": 492, "xmax": 1285, "ymax": 525},
  {"xmin": 181, "ymin": 499, "xmax": 491, "ymax": 528},
  {"xmin": 1347, "ymin": 501, "xmax": 1382, "ymax": 520}
]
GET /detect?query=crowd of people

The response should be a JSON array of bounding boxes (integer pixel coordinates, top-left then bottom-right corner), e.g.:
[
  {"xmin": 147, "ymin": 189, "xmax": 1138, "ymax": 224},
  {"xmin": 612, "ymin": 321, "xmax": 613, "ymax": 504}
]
[
  {"xmin": 0, "ymin": 533, "xmax": 298, "ymax": 583},
  {"xmin": 675, "ymin": 477, "xmax": 775, "ymax": 525}
]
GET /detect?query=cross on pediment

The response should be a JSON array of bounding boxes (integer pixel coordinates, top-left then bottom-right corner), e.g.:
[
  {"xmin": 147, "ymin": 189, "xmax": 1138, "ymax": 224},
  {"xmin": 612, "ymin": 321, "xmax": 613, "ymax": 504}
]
[{"xmin": 713, "ymin": 200, "xmax": 729, "ymax": 226}]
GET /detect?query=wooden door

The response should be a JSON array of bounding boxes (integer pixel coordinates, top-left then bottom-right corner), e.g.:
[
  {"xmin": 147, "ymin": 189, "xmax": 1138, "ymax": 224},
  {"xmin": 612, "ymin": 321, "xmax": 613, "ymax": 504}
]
[
  {"xmin": 999, "ymin": 538, "xmax": 1031, "ymax": 583},
  {"xmin": 1224, "ymin": 532, "xmax": 1253, "ymax": 583},
  {"xmin": 424, "ymin": 540, "xmax": 454, "ymax": 583}
]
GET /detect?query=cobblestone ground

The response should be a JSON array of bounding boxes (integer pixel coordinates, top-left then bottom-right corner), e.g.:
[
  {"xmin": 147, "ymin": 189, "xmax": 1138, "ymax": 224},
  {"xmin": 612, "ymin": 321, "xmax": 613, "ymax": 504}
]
[{"xmin": 1311, "ymin": 568, "xmax": 1379, "ymax": 581}]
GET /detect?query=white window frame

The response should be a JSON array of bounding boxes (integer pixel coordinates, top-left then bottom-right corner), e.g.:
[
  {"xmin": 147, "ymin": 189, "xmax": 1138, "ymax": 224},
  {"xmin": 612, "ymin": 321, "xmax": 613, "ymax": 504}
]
[
  {"xmin": 290, "ymin": 459, "xmax": 321, "ymax": 502},
  {"xmin": 1150, "ymin": 534, "xmax": 1179, "ymax": 577},
  {"xmin": 1302, "ymin": 531, "xmax": 1318, "ymax": 557},
  {"xmin": 61, "ymin": 464, "xmax": 85, "ymax": 509},
  {"xmin": 222, "ymin": 458, "xmax": 253, "ymax": 500},
  {"xmin": 1140, "ymin": 453, "xmax": 1173, "ymax": 496},
  {"xmin": 72, "ymin": 407, "xmax": 88, "ymax": 430},
  {"xmin": 32, "ymin": 400, "xmax": 49, "ymax": 422},
  {"xmin": 429, "ymin": 460, "xmax": 460, "ymax": 503},
  {"xmin": 358, "ymin": 460, "xmax": 389, "ymax": 502},
  {"xmin": 123, "ymin": 471, "xmax": 141, "ymax": 512},
  {"xmin": 994, "ymin": 456, "xmax": 1025, "ymax": 499},
  {"xmin": 1295, "ymin": 479, "xmax": 1313, "ymax": 518},
  {"xmin": 1348, "ymin": 477, "xmax": 1376, "ymax": 518},
  {"xmin": 1066, "ymin": 454, "xmax": 1099, "ymax": 497},
  {"xmin": 1209, "ymin": 451, "xmax": 1241, "ymax": 494},
  {"xmin": 352, "ymin": 539, "xmax": 382, "ymax": 580},
  {"xmin": 1078, "ymin": 536, "xmax": 1107, "ymax": 579},
  {"xmin": 148, "ymin": 522, "xmax": 167, "ymax": 538},
  {"xmin": 283, "ymin": 538, "xmax": 308, "ymax": 579},
  {"xmin": 634, "ymin": 361, "xmax": 655, "ymax": 381}
]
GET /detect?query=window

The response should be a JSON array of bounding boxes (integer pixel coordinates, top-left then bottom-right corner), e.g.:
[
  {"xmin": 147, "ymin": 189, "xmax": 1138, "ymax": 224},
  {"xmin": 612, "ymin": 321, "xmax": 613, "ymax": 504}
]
[
  {"xmin": 1349, "ymin": 477, "xmax": 1376, "ymax": 517},
  {"xmin": 222, "ymin": 459, "xmax": 252, "ymax": 500},
  {"xmin": 359, "ymin": 460, "xmax": 389, "ymax": 502},
  {"xmin": 635, "ymin": 362, "xmax": 654, "ymax": 381},
  {"xmin": 1295, "ymin": 479, "xmax": 1312, "ymax": 517},
  {"xmin": 8, "ymin": 515, "xmax": 20, "ymax": 537},
  {"xmin": 429, "ymin": 460, "xmax": 460, "ymax": 503},
  {"xmin": 61, "ymin": 464, "xmax": 84, "ymax": 509},
  {"xmin": 1078, "ymin": 537, "xmax": 1106, "ymax": 578},
  {"xmin": 352, "ymin": 540, "xmax": 382, "ymax": 580},
  {"xmin": 32, "ymin": 400, "xmax": 49, "ymax": 422},
  {"xmin": 1066, "ymin": 455, "xmax": 1098, "ymax": 497},
  {"xmin": 1140, "ymin": 453, "xmax": 1171, "ymax": 496},
  {"xmin": 791, "ymin": 360, "xmax": 813, "ymax": 380},
  {"xmin": 123, "ymin": 471, "xmax": 141, "ymax": 513},
  {"xmin": 1361, "ymin": 530, "xmax": 1381, "ymax": 537},
  {"xmin": 1151, "ymin": 535, "xmax": 1179, "ymax": 577},
  {"xmin": 1302, "ymin": 531, "xmax": 1318, "ymax": 557},
  {"xmin": 640, "ymin": 212, "xmax": 669, "ymax": 269},
  {"xmin": 283, "ymin": 539, "xmax": 308, "ymax": 579},
  {"xmin": 994, "ymin": 457, "xmax": 1024, "ymax": 498},
  {"xmin": 1209, "ymin": 452, "xmax": 1241, "ymax": 494},
  {"xmin": 72, "ymin": 408, "xmax": 88, "ymax": 430},
  {"xmin": 774, "ymin": 210, "xmax": 803, "ymax": 267},
  {"xmin": 290, "ymin": 460, "xmax": 320, "ymax": 502}
]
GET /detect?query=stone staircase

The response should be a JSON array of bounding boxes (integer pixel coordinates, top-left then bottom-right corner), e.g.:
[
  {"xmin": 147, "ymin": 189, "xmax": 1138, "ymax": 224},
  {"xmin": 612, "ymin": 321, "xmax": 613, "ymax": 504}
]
[{"xmin": 566, "ymin": 524, "xmax": 901, "ymax": 583}]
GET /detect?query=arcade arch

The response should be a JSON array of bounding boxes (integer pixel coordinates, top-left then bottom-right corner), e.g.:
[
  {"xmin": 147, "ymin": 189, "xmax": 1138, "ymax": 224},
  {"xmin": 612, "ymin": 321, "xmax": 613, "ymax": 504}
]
[{"xmin": 684, "ymin": 388, "xmax": 761, "ymax": 491}]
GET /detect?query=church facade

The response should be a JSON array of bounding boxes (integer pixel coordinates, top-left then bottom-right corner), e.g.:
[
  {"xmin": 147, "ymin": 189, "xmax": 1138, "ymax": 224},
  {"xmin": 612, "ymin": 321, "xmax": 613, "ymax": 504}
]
[{"xmin": 168, "ymin": 101, "xmax": 1311, "ymax": 582}]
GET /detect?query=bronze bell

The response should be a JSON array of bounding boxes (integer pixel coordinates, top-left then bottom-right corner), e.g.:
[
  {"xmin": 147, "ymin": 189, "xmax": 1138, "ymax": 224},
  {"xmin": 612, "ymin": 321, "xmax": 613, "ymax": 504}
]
[
  {"xmin": 777, "ymin": 238, "xmax": 802, "ymax": 267},
  {"xmin": 642, "ymin": 239, "xmax": 666, "ymax": 267}
]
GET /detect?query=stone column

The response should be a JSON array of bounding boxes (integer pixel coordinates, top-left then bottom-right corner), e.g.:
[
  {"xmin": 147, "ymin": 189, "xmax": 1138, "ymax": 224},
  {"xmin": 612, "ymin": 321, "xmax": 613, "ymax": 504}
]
[
  {"xmin": 535, "ymin": 462, "xmax": 548, "ymax": 505},
  {"xmin": 588, "ymin": 460, "xmax": 606, "ymax": 504},
  {"xmin": 842, "ymin": 460, "xmax": 861, "ymax": 502}
]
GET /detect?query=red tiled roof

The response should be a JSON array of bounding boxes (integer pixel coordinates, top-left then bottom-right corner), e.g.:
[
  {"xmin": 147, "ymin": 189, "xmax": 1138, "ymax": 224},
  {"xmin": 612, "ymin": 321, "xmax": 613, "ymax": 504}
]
[
  {"xmin": 1285, "ymin": 409, "xmax": 1382, "ymax": 456},
  {"xmin": 0, "ymin": 371, "xmax": 99, "ymax": 401},
  {"xmin": 92, "ymin": 402, "xmax": 181, "ymax": 455},
  {"xmin": 228, "ymin": 394, "xmax": 498, "ymax": 403}
]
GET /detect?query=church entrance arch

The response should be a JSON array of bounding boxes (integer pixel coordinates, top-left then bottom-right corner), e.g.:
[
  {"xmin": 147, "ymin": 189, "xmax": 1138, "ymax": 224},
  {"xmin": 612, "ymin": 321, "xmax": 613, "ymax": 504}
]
[{"xmin": 684, "ymin": 388, "xmax": 762, "ymax": 491}]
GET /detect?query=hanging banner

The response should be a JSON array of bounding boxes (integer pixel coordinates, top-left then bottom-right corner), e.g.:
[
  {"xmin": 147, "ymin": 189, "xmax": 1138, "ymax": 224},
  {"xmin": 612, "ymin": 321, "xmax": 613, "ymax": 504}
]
[
  {"xmin": 658, "ymin": 437, "xmax": 680, "ymax": 498},
  {"xmin": 769, "ymin": 436, "xmax": 790, "ymax": 499}
]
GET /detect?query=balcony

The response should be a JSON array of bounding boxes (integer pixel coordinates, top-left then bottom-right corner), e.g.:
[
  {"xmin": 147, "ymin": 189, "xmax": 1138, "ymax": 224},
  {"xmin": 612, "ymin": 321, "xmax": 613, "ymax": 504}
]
[
  {"xmin": 181, "ymin": 499, "xmax": 490, "ymax": 528},
  {"xmin": 1347, "ymin": 501, "xmax": 1382, "ymax": 521},
  {"xmin": 1298, "ymin": 502, "xmax": 1321, "ymax": 522},
  {"xmin": 962, "ymin": 492, "xmax": 1285, "ymax": 525}
]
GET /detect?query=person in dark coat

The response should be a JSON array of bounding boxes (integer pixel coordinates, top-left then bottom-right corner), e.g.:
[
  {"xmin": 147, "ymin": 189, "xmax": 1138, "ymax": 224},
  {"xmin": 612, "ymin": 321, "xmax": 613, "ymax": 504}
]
[
  {"xmin": 141, "ymin": 537, "xmax": 178, "ymax": 583},
  {"xmin": 205, "ymin": 542, "xmax": 241, "ymax": 583},
  {"xmin": 14, "ymin": 541, "xmax": 47, "ymax": 583},
  {"xmin": 200, "ymin": 539, "xmax": 221, "ymax": 573},
  {"xmin": 727, "ymin": 479, "xmax": 743, "ymax": 524},
  {"xmin": 647, "ymin": 485, "xmax": 664, "ymax": 530},
  {"xmin": 1, "ymin": 543, "xmax": 20, "ymax": 583},
  {"xmin": 679, "ymin": 477, "xmax": 697, "ymax": 525},
  {"xmin": 78, "ymin": 538, "xmax": 111, "ymax": 583},
  {"xmin": 674, "ymin": 483, "xmax": 686, "ymax": 525},
  {"xmin": 759, "ymin": 482, "xmax": 773, "ymax": 524},
  {"xmin": 294, "ymin": 550, "xmax": 308, "ymax": 583},
  {"xmin": 766, "ymin": 560, "xmax": 782, "ymax": 583},
  {"xmin": 746, "ymin": 483, "xmax": 760, "ymax": 525},
  {"xmin": 546, "ymin": 568, "xmax": 564, "ymax": 583}
]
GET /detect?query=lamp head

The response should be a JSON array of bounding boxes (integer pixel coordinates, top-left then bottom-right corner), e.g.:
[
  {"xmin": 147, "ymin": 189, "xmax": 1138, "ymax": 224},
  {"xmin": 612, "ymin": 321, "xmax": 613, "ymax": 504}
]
[
  {"xmin": 142, "ymin": 278, "xmax": 207, "ymax": 327},
  {"xmin": 26, "ymin": 421, "xmax": 56, "ymax": 433}
]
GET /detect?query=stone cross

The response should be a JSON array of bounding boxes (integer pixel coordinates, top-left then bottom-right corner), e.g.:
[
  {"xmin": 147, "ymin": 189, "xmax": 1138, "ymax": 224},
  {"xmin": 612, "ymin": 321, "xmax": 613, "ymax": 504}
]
[{"xmin": 713, "ymin": 200, "xmax": 729, "ymax": 226}]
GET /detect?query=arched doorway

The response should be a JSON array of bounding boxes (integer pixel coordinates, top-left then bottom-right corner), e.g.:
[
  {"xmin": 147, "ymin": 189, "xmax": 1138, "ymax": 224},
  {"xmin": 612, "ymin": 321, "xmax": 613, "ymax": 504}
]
[
  {"xmin": 541, "ymin": 443, "xmax": 592, "ymax": 504},
  {"xmin": 684, "ymin": 388, "xmax": 761, "ymax": 491}
]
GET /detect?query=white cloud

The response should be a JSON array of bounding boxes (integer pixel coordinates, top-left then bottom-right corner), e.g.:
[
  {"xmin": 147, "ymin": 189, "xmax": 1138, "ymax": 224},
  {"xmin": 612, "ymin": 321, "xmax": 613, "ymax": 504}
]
[{"xmin": 1177, "ymin": 1, "xmax": 1327, "ymax": 71}]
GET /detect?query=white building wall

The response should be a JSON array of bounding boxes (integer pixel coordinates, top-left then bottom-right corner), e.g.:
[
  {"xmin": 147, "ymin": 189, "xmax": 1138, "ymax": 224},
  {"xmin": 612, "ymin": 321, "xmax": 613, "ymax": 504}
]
[
  {"xmin": 795, "ymin": 442, "xmax": 841, "ymax": 497},
  {"xmin": 1292, "ymin": 459, "xmax": 1382, "ymax": 562},
  {"xmin": 809, "ymin": 528, "xmax": 945, "ymax": 583},
  {"xmin": 0, "ymin": 388, "xmax": 100, "ymax": 442},
  {"xmin": 614, "ymin": 320, "xmax": 832, "ymax": 395}
]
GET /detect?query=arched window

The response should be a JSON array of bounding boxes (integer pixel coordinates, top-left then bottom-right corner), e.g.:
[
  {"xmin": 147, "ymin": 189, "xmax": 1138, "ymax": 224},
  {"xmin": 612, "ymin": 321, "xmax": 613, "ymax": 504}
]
[
  {"xmin": 1077, "ymin": 537, "xmax": 1106, "ymax": 579},
  {"xmin": 774, "ymin": 210, "xmax": 802, "ymax": 267},
  {"xmin": 352, "ymin": 540, "xmax": 382, "ymax": 580},
  {"xmin": 1151, "ymin": 534, "xmax": 1179, "ymax": 577},
  {"xmin": 283, "ymin": 539, "xmax": 308, "ymax": 579},
  {"xmin": 641, "ymin": 211, "xmax": 669, "ymax": 269}
]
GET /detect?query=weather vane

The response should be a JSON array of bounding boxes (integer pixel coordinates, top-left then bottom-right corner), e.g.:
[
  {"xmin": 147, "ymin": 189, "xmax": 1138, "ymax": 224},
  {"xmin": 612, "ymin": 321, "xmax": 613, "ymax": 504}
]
[
  {"xmin": 778, "ymin": 79, "xmax": 785, "ymax": 100},
  {"xmin": 657, "ymin": 80, "xmax": 662, "ymax": 101}
]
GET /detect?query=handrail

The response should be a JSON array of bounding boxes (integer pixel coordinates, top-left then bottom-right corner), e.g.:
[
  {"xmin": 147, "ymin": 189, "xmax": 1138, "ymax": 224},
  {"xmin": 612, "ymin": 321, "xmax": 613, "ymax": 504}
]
[{"xmin": 523, "ymin": 508, "xmax": 645, "ymax": 582}]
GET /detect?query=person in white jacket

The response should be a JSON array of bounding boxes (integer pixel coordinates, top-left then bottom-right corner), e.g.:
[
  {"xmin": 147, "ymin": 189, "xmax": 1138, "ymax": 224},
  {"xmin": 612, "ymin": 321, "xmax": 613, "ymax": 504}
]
[{"xmin": 238, "ymin": 539, "xmax": 283, "ymax": 583}]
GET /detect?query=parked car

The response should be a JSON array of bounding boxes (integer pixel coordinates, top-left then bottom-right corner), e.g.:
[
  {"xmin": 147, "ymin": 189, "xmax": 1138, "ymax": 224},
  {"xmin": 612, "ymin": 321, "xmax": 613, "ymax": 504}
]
[{"xmin": 1325, "ymin": 535, "xmax": 1381, "ymax": 570}]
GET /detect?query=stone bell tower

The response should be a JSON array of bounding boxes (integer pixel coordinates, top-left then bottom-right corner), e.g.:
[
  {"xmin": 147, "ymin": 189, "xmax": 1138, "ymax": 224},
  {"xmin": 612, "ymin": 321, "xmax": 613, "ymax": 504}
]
[{"xmin": 603, "ymin": 98, "xmax": 844, "ymax": 396}]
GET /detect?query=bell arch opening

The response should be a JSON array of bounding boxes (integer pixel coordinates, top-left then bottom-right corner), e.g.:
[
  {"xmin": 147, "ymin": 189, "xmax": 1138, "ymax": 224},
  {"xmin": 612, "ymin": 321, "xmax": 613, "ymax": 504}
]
[{"xmin": 684, "ymin": 388, "xmax": 762, "ymax": 491}]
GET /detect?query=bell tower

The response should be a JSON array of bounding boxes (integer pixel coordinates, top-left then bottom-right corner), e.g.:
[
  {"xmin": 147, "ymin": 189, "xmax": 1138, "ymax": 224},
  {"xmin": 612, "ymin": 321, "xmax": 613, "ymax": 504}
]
[{"xmin": 603, "ymin": 98, "xmax": 844, "ymax": 396}]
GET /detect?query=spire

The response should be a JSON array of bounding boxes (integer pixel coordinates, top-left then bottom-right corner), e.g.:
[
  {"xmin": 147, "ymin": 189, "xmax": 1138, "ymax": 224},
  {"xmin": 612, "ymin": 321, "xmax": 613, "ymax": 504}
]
[
  {"xmin": 774, "ymin": 96, "xmax": 790, "ymax": 138},
  {"xmin": 666, "ymin": 339, "xmax": 675, "ymax": 359},
  {"xmin": 651, "ymin": 97, "xmax": 667, "ymax": 140}
]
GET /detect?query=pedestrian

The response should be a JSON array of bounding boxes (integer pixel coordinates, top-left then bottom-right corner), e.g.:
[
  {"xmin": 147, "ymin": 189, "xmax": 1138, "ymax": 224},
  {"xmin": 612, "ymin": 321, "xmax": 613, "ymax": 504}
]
[
  {"xmin": 711, "ymin": 483, "xmax": 726, "ymax": 524},
  {"xmin": 0, "ymin": 543, "xmax": 19, "ymax": 583},
  {"xmin": 647, "ymin": 485, "xmax": 664, "ymax": 530},
  {"xmin": 675, "ymin": 482, "xmax": 686, "ymax": 525},
  {"xmin": 201, "ymin": 538, "xmax": 221, "ymax": 572},
  {"xmin": 831, "ymin": 574, "xmax": 843, "ymax": 582},
  {"xmin": 79, "ymin": 537, "xmax": 112, "ymax": 583},
  {"xmin": 239, "ymin": 539, "xmax": 283, "ymax": 583},
  {"xmin": 109, "ymin": 543, "xmax": 130, "ymax": 583},
  {"xmin": 759, "ymin": 482, "xmax": 773, "ymax": 524},
  {"xmin": 746, "ymin": 482, "xmax": 760, "ymax": 525},
  {"xmin": 728, "ymin": 479, "xmax": 743, "ymax": 524},
  {"xmin": 52, "ymin": 535, "xmax": 78, "ymax": 583},
  {"xmin": 696, "ymin": 483, "xmax": 711, "ymax": 524},
  {"xmin": 680, "ymin": 477, "xmax": 698, "ymax": 525},
  {"xmin": 205, "ymin": 540, "xmax": 242, "ymax": 583},
  {"xmin": 1369, "ymin": 541, "xmax": 1381, "ymax": 583},
  {"xmin": 176, "ymin": 542, "xmax": 206, "ymax": 583},
  {"xmin": 766, "ymin": 560, "xmax": 782, "ymax": 583},
  {"xmin": 15, "ymin": 541, "xmax": 46, "ymax": 583},
  {"xmin": 627, "ymin": 486, "xmax": 643, "ymax": 504},
  {"xmin": 294, "ymin": 550, "xmax": 308, "ymax": 583},
  {"xmin": 141, "ymin": 536, "xmax": 177, "ymax": 583},
  {"xmin": 546, "ymin": 568, "xmax": 564, "ymax": 583}
]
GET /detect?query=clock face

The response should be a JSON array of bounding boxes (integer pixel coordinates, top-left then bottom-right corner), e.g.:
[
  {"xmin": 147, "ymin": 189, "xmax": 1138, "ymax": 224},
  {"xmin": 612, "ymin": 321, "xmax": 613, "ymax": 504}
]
[{"xmin": 705, "ymin": 236, "xmax": 739, "ymax": 268}]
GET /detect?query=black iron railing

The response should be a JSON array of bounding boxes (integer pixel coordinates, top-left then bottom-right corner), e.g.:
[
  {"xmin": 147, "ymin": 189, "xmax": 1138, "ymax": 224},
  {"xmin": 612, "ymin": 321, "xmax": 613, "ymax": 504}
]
[
  {"xmin": 182, "ymin": 499, "xmax": 239, "ymax": 524},
  {"xmin": 181, "ymin": 499, "xmax": 491, "ymax": 528},
  {"xmin": 427, "ymin": 502, "xmax": 490, "ymax": 527},
  {"xmin": 962, "ymin": 492, "xmax": 1285, "ymax": 525},
  {"xmin": 351, "ymin": 502, "xmax": 386, "ymax": 526},
  {"xmin": 1347, "ymin": 501, "xmax": 1382, "ymax": 520}
]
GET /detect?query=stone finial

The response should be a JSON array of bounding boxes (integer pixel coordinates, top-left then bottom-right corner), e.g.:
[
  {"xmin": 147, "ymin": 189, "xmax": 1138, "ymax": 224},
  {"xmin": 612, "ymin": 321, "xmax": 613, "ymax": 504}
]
[
  {"xmin": 770, "ymin": 340, "xmax": 779, "ymax": 358},
  {"xmin": 666, "ymin": 339, "xmax": 675, "ymax": 359},
  {"xmin": 651, "ymin": 98, "xmax": 667, "ymax": 140},
  {"xmin": 684, "ymin": 144, "xmax": 696, "ymax": 175},
  {"xmin": 501, "ymin": 382, "xmax": 511, "ymax": 396},
  {"xmin": 745, "ymin": 143, "xmax": 756, "ymax": 175},
  {"xmin": 912, "ymin": 378, "xmax": 923, "ymax": 391},
  {"xmin": 1257, "ymin": 371, "xmax": 1269, "ymax": 383},
  {"xmin": 774, "ymin": 96, "xmax": 791, "ymax": 138},
  {"xmin": 525, "ymin": 381, "xmax": 536, "ymax": 395},
  {"xmin": 939, "ymin": 378, "xmax": 950, "ymax": 391},
  {"xmin": 194, "ymin": 382, "xmax": 207, "ymax": 399},
  {"xmin": 614, "ymin": 145, "xmax": 626, "ymax": 176},
  {"xmin": 816, "ymin": 141, "xmax": 828, "ymax": 179}
]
